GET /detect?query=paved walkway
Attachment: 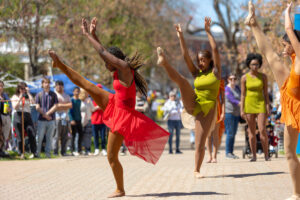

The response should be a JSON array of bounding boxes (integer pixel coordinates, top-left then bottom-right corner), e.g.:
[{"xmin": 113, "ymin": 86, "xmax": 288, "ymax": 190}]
[{"xmin": 0, "ymin": 124, "xmax": 293, "ymax": 200}]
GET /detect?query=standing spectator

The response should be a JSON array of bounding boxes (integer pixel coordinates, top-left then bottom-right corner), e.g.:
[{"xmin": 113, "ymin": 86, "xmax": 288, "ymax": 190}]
[
  {"xmin": 162, "ymin": 91, "xmax": 183, "ymax": 154},
  {"xmin": 11, "ymin": 82, "xmax": 37, "ymax": 158},
  {"xmin": 53, "ymin": 80, "xmax": 72, "ymax": 156},
  {"xmin": 91, "ymin": 84, "xmax": 107, "ymax": 156},
  {"xmin": 0, "ymin": 80, "xmax": 12, "ymax": 156},
  {"xmin": 225, "ymin": 74, "xmax": 241, "ymax": 159},
  {"xmin": 69, "ymin": 87, "xmax": 83, "ymax": 156},
  {"xmin": 35, "ymin": 77, "xmax": 58, "ymax": 158},
  {"xmin": 241, "ymin": 53, "xmax": 270, "ymax": 161},
  {"xmin": 135, "ymin": 90, "xmax": 148, "ymax": 114},
  {"xmin": 80, "ymin": 89, "xmax": 94, "ymax": 155}
]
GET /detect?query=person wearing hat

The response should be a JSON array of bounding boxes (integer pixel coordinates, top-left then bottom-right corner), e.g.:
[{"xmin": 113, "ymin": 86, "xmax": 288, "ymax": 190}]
[{"xmin": 162, "ymin": 91, "xmax": 183, "ymax": 154}]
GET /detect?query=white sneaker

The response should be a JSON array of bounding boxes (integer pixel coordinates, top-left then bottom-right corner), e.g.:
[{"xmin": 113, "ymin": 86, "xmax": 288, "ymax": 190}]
[
  {"xmin": 72, "ymin": 151, "xmax": 79, "ymax": 156},
  {"xmin": 29, "ymin": 154, "xmax": 34, "ymax": 159},
  {"xmin": 101, "ymin": 149, "xmax": 107, "ymax": 156},
  {"xmin": 94, "ymin": 149, "xmax": 100, "ymax": 156}
]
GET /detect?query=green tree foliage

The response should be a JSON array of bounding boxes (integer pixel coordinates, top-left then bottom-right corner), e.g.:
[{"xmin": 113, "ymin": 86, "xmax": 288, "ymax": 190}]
[
  {"xmin": 1, "ymin": 0, "xmax": 191, "ymax": 87},
  {"xmin": 0, "ymin": 53, "xmax": 24, "ymax": 78}
]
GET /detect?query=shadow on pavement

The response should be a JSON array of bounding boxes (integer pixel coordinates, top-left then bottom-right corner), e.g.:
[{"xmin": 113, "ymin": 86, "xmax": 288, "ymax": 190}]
[
  {"xmin": 206, "ymin": 171, "xmax": 285, "ymax": 178},
  {"xmin": 127, "ymin": 191, "xmax": 227, "ymax": 198}
]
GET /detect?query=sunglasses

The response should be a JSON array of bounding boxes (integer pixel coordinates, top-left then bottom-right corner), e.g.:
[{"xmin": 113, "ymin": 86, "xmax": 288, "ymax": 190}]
[{"xmin": 229, "ymin": 77, "xmax": 237, "ymax": 80}]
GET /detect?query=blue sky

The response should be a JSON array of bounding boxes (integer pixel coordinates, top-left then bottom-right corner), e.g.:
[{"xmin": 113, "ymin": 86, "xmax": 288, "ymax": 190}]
[{"xmin": 189, "ymin": 0, "xmax": 249, "ymax": 31}]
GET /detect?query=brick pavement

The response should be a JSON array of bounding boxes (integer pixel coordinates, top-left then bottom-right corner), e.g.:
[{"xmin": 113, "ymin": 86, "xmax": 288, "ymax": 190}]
[{"xmin": 0, "ymin": 124, "xmax": 293, "ymax": 200}]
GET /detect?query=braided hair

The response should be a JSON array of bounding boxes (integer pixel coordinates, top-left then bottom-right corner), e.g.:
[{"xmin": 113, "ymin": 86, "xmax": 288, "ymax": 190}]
[{"xmin": 107, "ymin": 46, "xmax": 148, "ymax": 97}]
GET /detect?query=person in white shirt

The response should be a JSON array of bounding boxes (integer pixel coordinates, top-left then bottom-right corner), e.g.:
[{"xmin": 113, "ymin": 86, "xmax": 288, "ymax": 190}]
[
  {"xmin": 53, "ymin": 80, "xmax": 72, "ymax": 156},
  {"xmin": 79, "ymin": 89, "xmax": 94, "ymax": 155},
  {"xmin": 162, "ymin": 91, "xmax": 183, "ymax": 154},
  {"xmin": 11, "ymin": 82, "xmax": 37, "ymax": 158}
]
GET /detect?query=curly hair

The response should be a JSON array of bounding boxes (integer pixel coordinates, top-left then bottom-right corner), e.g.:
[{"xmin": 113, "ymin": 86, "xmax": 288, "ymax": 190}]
[
  {"xmin": 283, "ymin": 30, "xmax": 300, "ymax": 43},
  {"xmin": 245, "ymin": 53, "xmax": 263, "ymax": 68},
  {"xmin": 107, "ymin": 46, "xmax": 148, "ymax": 98}
]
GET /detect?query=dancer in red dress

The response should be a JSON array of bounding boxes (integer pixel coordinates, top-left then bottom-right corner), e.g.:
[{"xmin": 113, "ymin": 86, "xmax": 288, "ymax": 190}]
[{"xmin": 48, "ymin": 17, "xmax": 169, "ymax": 198}]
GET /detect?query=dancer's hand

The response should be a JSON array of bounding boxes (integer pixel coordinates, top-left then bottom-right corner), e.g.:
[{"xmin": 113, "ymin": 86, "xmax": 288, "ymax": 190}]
[
  {"xmin": 266, "ymin": 106, "xmax": 270, "ymax": 116},
  {"xmin": 174, "ymin": 24, "xmax": 182, "ymax": 37},
  {"xmin": 81, "ymin": 18, "xmax": 89, "ymax": 35},
  {"xmin": 220, "ymin": 113, "xmax": 225, "ymax": 121},
  {"xmin": 286, "ymin": 2, "xmax": 293, "ymax": 15},
  {"xmin": 48, "ymin": 49, "xmax": 58, "ymax": 68},
  {"xmin": 240, "ymin": 111, "xmax": 246, "ymax": 120},
  {"xmin": 90, "ymin": 17, "xmax": 97, "ymax": 35},
  {"xmin": 204, "ymin": 17, "xmax": 212, "ymax": 33}
]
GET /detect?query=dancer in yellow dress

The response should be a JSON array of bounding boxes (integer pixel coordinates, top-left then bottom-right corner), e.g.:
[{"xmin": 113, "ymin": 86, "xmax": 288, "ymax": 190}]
[
  {"xmin": 240, "ymin": 53, "xmax": 270, "ymax": 162},
  {"xmin": 157, "ymin": 17, "xmax": 221, "ymax": 178}
]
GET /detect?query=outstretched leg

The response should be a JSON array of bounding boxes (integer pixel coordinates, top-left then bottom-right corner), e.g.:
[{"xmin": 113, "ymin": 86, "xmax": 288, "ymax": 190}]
[
  {"xmin": 157, "ymin": 47, "xmax": 196, "ymax": 114},
  {"xmin": 48, "ymin": 50, "xmax": 110, "ymax": 110},
  {"xmin": 107, "ymin": 131, "xmax": 125, "ymax": 198},
  {"xmin": 245, "ymin": 1, "xmax": 289, "ymax": 87}
]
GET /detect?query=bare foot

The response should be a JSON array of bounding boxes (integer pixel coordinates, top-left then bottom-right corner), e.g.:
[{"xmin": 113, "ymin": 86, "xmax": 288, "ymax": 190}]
[
  {"xmin": 107, "ymin": 190, "xmax": 125, "ymax": 198},
  {"xmin": 157, "ymin": 47, "xmax": 167, "ymax": 66},
  {"xmin": 250, "ymin": 157, "xmax": 256, "ymax": 162},
  {"xmin": 194, "ymin": 172, "xmax": 204, "ymax": 179},
  {"xmin": 206, "ymin": 158, "xmax": 212, "ymax": 163},
  {"xmin": 244, "ymin": 0, "xmax": 256, "ymax": 26},
  {"xmin": 48, "ymin": 50, "xmax": 60, "ymax": 68},
  {"xmin": 211, "ymin": 158, "xmax": 217, "ymax": 163}
]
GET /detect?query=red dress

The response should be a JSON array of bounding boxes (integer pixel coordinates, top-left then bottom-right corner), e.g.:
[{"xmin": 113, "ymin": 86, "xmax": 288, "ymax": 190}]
[{"xmin": 103, "ymin": 70, "xmax": 170, "ymax": 164}]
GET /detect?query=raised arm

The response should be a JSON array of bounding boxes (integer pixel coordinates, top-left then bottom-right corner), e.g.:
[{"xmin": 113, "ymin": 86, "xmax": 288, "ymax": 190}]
[
  {"xmin": 205, "ymin": 17, "xmax": 221, "ymax": 78},
  {"xmin": 81, "ymin": 18, "xmax": 129, "ymax": 71},
  {"xmin": 48, "ymin": 50, "xmax": 110, "ymax": 110},
  {"xmin": 245, "ymin": 0, "xmax": 289, "ymax": 87},
  {"xmin": 175, "ymin": 24, "xmax": 198, "ymax": 77},
  {"xmin": 285, "ymin": 3, "xmax": 300, "ymax": 63},
  {"xmin": 89, "ymin": 17, "xmax": 101, "ymax": 43}
]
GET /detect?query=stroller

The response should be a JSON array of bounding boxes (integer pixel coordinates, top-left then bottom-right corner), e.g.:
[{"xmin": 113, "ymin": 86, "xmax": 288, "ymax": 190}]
[{"xmin": 242, "ymin": 119, "xmax": 279, "ymax": 159}]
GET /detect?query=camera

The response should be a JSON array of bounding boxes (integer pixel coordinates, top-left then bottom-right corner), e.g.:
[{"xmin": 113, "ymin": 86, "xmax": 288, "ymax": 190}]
[{"xmin": 22, "ymin": 93, "xmax": 29, "ymax": 99}]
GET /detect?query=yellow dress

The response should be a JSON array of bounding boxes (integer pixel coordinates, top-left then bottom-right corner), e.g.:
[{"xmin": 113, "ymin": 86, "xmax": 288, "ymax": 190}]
[
  {"xmin": 244, "ymin": 73, "xmax": 266, "ymax": 114},
  {"xmin": 193, "ymin": 69, "xmax": 220, "ymax": 116}
]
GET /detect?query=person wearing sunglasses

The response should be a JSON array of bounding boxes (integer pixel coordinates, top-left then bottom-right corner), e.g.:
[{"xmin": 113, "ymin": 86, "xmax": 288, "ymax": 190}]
[
  {"xmin": 240, "ymin": 53, "xmax": 270, "ymax": 162},
  {"xmin": 224, "ymin": 74, "xmax": 240, "ymax": 159}
]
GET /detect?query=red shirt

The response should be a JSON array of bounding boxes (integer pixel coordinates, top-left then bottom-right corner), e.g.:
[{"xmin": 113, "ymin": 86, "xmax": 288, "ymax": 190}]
[{"xmin": 91, "ymin": 101, "xmax": 104, "ymax": 125}]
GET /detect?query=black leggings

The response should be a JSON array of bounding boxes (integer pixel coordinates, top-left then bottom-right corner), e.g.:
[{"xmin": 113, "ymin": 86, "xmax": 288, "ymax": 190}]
[
  {"xmin": 71, "ymin": 121, "xmax": 83, "ymax": 152},
  {"xmin": 13, "ymin": 112, "xmax": 37, "ymax": 154}
]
